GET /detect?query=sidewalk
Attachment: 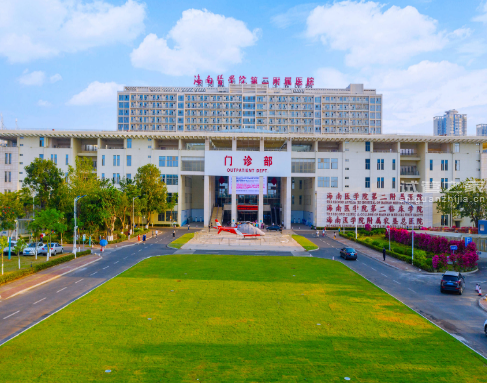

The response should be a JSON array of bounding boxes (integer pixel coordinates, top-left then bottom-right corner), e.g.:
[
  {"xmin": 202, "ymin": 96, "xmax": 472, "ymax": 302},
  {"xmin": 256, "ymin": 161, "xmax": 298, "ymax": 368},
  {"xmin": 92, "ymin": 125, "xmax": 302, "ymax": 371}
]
[
  {"xmin": 334, "ymin": 235, "xmax": 421, "ymax": 273},
  {"xmin": 0, "ymin": 254, "xmax": 101, "ymax": 300}
]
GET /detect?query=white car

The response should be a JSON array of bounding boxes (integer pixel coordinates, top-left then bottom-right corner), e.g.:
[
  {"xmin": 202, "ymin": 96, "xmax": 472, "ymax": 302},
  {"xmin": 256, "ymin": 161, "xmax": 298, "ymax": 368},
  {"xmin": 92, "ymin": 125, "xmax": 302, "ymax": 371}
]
[
  {"xmin": 22, "ymin": 242, "xmax": 45, "ymax": 256},
  {"xmin": 3, "ymin": 240, "xmax": 17, "ymax": 253},
  {"xmin": 39, "ymin": 243, "xmax": 64, "ymax": 256}
]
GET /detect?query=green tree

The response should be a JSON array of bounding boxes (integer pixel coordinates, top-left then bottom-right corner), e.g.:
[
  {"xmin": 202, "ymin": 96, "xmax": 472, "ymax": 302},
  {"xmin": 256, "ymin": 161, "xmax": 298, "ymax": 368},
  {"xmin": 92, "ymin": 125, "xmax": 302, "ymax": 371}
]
[
  {"xmin": 29, "ymin": 209, "xmax": 67, "ymax": 260},
  {"xmin": 13, "ymin": 238, "xmax": 27, "ymax": 270},
  {"xmin": 0, "ymin": 236, "xmax": 8, "ymax": 275},
  {"xmin": 135, "ymin": 164, "xmax": 168, "ymax": 226},
  {"xmin": 0, "ymin": 191, "xmax": 26, "ymax": 235},
  {"xmin": 97, "ymin": 185, "xmax": 123, "ymax": 237},
  {"xmin": 167, "ymin": 192, "xmax": 178, "ymax": 223},
  {"xmin": 23, "ymin": 158, "xmax": 64, "ymax": 208},
  {"xmin": 436, "ymin": 178, "xmax": 487, "ymax": 227}
]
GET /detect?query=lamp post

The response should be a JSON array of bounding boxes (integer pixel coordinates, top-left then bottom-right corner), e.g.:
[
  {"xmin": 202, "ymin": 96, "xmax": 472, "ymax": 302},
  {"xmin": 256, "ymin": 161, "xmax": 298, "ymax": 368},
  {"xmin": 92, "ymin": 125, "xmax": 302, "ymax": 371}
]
[
  {"xmin": 73, "ymin": 195, "xmax": 86, "ymax": 258},
  {"xmin": 132, "ymin": 196, "xmax": 139, "ymax": 236},
  {"xmin": 402, "ymin": 200, "xmax": 415, "ymax": 265}
]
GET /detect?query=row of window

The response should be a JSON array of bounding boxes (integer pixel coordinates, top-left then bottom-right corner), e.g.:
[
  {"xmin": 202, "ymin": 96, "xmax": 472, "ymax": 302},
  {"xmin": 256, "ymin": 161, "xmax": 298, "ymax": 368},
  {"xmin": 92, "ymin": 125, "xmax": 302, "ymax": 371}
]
[
  {"xmin": 318, "ymin": 176, "xmax": 339, "ymax": 188},
  {"xmin": 429, "ymin": 159, "xmax": 460, "ymax": 171},
  {"xmin": 99, "ymin": 173, "xmax": 179, "ymax": 186},
  {"xmin": 363, "ymin": 177, "xmax": 396, "ymax": 189}
]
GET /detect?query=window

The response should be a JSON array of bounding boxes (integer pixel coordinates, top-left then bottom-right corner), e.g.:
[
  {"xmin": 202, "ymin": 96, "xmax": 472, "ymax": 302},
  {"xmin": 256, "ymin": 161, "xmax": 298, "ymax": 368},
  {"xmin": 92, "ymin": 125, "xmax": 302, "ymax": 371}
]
[
  {"xmin": 166, "ymin": 175, "xmax": 178, "ymax": 185},
  {"xmin": 365, "ymin": 177, "xmax": 370, "ymax": 188},
  {"xmin": 113, "ymin": 155, "xmax": 116, "ymax": 166},
  {"xmin": 392, "ymin": 159, "xmax": 396, "ymax": 171},
  {"xmin": 39, "ymin": 137, "xmax": 44, "ymax": 147},
  {"xmin": 441, "ymin": 178, "xmax": 448, "ymax": 189},
  {"xmin": 318, "ymin": 177, "xmax": 330, "ymax": 187},
  {"xmin": 392, "ymin": 177, "xmax": 396, "ymax": 189},
  {"xmin": 127, "ymin": 173, "xmax": 131, "ymax": 180},
  {"xmin": 102, "ymin": 173, "xmax": 105, "ymax": 180},
  {"xmin": 444, "ymin": 160, "xmax": 448, "ymax": 171},
  {"xmin": 127, "ymin": 155, "xmax": 132, "ymax": 166},
  {"xmin": 65, "ymin": 154, "xmax": 69, "ymax": 165},
  {"xmin": 5, "ymin": 171, "xmax": 11, "ymax": 182},
  {"xmin": 318, "ymin": 158, "xmax": 330, "ymax": 169},
  {"xmin": 365, "ymin": 142, "xmax": 370, "ymax": 152},
  {"xmin": 181, "ymin": 157, "xmax": 204, "ymax": 171},
  {"xmin": 430, "ymin": 178, "xmax": 433, "ymax": 188},
  {"xmin": 455, "ymin": 160, "xmax": 460, "ymax": 171},
  {"xmin": 51, "ymin": 154, "xmax": 57, "ymax": 165},
  {"xmin": 430, "ymin": 160, "xmax": 433, "ymax": 171},
  {"xmin": 39, "ymin": 154, "xmax": 44, "ymax": 159},
  {"xmin": 454, "ymin": 143, "xmax": 460, "ymax": 153},
  {"xmin": 331, "ymin": 158, "xmax": 338, "ymax": 169},
  {"xmin": 291, "ymin": 159, "xmax": 315, "ymax": 173},
  {"xmin": 299, "ymin": 195, "xmax": 302, "ymax": 205},
  {"xmin": 127, "ymin": 138, "xmax": 132, "ymax": 149},
  {"xmin": 159, "ymin": 156, "xmax": 165, "ymax": 167},
  {"xmin": 292, "ymin": 179, "xmax": 295, "ymax": 190},
  {"xmin": 167, "ymin": 156, "xmax": 178, "ymax": 167},
  {"xmin": 292, "ymin": 195, "xmax": 295, "ymax": 205},
  {"xmin": 365, "ymin": 159, "xmax": 370, "ymax": 169},
  {"xmin": 377, "ymin": 177, "xmax": 384, "ymax": 188},
  {"xmin": 331, "ymin": 177, "xmax": 338, "ymax": 188},
  {"xmin": 441, "ymin": 215, "xmax": 449, "ymax": 226},
  {"xmin": 102, "ymin": 155, "xmax": 105, "ymax": 166},
  {"xmin": 299, "ymin": 180, "xmax": 302, "ymax": 189}
]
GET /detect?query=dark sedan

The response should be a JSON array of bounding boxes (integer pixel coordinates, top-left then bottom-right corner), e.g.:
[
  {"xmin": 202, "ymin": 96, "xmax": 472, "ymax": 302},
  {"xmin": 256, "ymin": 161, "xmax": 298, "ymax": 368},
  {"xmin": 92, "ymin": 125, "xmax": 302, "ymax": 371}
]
[
  {"xmin": 266, "ymin": 225, "xmax": 281, "ymax": 231},
  {"xmin": 340, "ymin": 247, "xmax": 357, "ymax": 260}
]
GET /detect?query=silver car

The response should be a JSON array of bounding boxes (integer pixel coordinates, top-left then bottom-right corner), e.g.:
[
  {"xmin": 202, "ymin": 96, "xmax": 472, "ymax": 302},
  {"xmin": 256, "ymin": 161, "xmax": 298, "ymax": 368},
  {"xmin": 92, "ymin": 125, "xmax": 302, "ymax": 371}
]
[
  {"xmin": 39, "ymin": 243, "xmax": 64, "ymax": 256},
  {"xmin": 3, "ymin": 240, "xmax": 17, "ymax": 254},
  {"xmin": 23, "ymin": 242, "xmax": 45, "ymax": 256}
]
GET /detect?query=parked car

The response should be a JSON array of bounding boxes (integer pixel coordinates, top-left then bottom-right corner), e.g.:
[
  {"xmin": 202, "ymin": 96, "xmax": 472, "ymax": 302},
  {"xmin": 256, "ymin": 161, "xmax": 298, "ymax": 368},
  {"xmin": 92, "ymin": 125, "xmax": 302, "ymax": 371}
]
[
  {"xmin": 340, "ymin": 247, "xmax": 358, "ymax": 260},
  {"xmin": 440, "ymin": 271, "xmax": 465, "ymax": 294},
  {"xmin": 3, "ymin": 240, "xmax": 17, "ymax": 254},
  {"xmin": 38, "ymin": 243, "xmax": 64, "ymax": 256},
  {"xmin": 22, "ymin": 242, "xmax": 45, "ymax": 256},
  {"xmin": 267, "ymin": 225, "xmax": 281, "ymax": 231},
  {"xmin": 484, "ymin": 319, "xmax": 487, "ymax": 337}
]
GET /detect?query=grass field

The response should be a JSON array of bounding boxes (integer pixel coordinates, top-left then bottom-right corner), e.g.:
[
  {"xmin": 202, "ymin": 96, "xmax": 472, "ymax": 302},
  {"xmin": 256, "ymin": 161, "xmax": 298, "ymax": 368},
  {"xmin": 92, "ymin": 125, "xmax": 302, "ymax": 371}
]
[
  {"xmin": 292, "ymin": 234, "xmax": 319, "ymax": 251},
  {"xmin": 1, "ymin": 251, "xmax": 74, "ymax": 275},
  {"xmin": 168, "ymin": 232, "xmax": 194, "ymax": 249},
  {"xmin": 0, "ymin": 254, "xmax": 485, "ymax": 382}
]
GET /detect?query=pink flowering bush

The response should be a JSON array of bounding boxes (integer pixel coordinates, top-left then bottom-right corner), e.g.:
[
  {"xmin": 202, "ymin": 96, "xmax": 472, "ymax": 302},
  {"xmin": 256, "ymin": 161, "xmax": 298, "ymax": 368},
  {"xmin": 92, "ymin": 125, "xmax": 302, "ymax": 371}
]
[
  {"xmin": 385, "ymin": 228, "xmax": 478, "ymax": 271},
  {"xmin": 364, "ymin": 223, "xmax": 372, "ymax": 232},
  {"xmin": 432, "ymin": 253, "xmax": 448, "ymax": 270}
]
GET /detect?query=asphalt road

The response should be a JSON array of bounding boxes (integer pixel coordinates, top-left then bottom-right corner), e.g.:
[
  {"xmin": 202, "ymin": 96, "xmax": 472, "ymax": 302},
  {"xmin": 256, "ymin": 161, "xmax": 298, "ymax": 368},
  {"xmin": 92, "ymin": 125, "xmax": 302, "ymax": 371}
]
[
  {"xmin": 295, "ymin": 230, "xmax": 487, "ymax": 358},
  {"xmin": 1, "ymin": 228, "xmax": 487, "ymax": 360}
]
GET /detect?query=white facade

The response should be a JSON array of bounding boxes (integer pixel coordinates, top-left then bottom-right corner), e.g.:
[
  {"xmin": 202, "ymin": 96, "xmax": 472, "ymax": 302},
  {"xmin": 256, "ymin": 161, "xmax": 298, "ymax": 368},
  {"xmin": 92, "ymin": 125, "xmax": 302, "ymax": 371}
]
[
  {"xmin": 1, "ymin": 130, "xmax": 486, "ymax": 229},
  {"xmin": 118, "ymin": 83, "xmax": 382, "ymax": 135},
  {"xmin": 434, "ymin": 109, "xmax": 467, "ymax": 136}
]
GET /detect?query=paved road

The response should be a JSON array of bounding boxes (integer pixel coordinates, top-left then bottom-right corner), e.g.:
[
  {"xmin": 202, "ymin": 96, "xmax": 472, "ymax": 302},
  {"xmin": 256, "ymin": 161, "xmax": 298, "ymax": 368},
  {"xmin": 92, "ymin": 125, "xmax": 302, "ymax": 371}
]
[
  {"xmin": 295, "ymin": 230, "xmax": 487, "ymax": 358},
  {"xmin": 2, "ymin": 228, "xmax": 487, "ymax": 360}
]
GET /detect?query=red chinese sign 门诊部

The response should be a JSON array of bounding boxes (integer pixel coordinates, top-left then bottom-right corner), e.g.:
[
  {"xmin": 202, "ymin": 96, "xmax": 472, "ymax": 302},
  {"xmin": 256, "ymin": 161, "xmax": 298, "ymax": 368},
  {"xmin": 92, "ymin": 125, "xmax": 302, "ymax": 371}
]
[{"xmin": 320, "ymin": 192, "xmax": 432, "ymax": 228}]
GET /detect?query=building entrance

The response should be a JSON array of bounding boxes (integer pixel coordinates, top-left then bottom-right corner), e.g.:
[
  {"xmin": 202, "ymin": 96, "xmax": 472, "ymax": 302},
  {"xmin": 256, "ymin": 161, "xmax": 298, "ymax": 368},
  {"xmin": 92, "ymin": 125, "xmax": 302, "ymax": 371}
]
[{"xmin": 238, "ymin": 211, "xmax": 258, "ymax": 223}]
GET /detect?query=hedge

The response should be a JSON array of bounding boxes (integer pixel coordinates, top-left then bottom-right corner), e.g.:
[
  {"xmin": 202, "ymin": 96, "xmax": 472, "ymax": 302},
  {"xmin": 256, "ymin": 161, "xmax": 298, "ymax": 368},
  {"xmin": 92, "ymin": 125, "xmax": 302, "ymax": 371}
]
[
  {"xmin": 0, "ymin": 250, "xmax": 92, "ymax": 287},
  {"xmin": 340, "ymin": 232, "xmax": 433, "ymax": 271}
]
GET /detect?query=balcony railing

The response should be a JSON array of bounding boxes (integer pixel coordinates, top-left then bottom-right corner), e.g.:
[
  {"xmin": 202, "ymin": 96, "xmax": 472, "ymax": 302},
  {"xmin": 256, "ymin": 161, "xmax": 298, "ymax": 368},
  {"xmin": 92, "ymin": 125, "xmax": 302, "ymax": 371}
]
[
  {"xmin": 400, "ymin": 150, "xmax": 418, "ymax": 156},
  {"xmin": 81, "ymin": 145, "xmax": 98, "ymax": 152},
  {"xmin": 400, "ymin": 170, "xmax": 420, "ymax": 176},
  {"xmin": 428, "ymin": 150, "xmax": 451, "ymax": 154}
]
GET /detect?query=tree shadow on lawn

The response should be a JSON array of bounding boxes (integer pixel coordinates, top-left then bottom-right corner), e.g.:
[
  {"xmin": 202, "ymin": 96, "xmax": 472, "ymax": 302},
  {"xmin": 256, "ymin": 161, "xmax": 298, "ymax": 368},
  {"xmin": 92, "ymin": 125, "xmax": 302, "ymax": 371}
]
[{"xmin": 119, "ymin": 333, "xmax": 485, "ymax": 382}]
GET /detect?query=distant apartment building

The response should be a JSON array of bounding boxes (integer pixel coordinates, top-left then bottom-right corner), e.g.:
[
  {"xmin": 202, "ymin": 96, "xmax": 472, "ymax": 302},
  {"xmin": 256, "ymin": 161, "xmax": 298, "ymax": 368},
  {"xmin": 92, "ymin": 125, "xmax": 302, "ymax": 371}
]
[
  {"xmin": 477, "ymin": 124, "xmax": 487, "ymax": 136},
  {"xmin": 434, "ymin": 110, "xmax": 467, "ymax": 136}
]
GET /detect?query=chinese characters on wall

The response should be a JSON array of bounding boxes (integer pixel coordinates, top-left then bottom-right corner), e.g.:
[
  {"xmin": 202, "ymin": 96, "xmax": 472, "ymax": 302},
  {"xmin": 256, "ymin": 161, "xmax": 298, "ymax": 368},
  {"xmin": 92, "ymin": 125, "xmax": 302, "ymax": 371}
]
[{"xmin": 194, "ymin": 75, "xmax": 314, "ymax": 88}]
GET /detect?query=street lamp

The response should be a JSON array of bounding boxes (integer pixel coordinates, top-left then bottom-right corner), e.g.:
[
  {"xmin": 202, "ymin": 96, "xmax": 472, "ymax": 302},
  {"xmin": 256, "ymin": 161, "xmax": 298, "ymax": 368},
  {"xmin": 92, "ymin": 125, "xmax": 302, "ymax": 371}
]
[
  {"xmin": 132, "ymin": 196, "xmax": 139, "ymax": 236},
  {"xmin": 73, "ymin": 195, "xmax": 86, "ymax": 258},
  {"xmin": 402, "ymin": 199, "xmax": 415, "ymax": 265}
]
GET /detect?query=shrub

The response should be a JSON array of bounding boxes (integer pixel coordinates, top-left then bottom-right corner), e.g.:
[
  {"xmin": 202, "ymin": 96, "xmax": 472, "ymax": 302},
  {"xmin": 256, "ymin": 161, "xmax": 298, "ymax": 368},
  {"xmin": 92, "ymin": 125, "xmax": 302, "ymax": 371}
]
[
  {"xmin": 371, "ymin": 240, "xmax": 380, "ymax": 247},
  {"xmin": 432, "ymin": 253, "xmax": 448, "ymax": 270},
  {"xmin": 364, "ymin": 223, "xmax": 372, "ymax": 232}
]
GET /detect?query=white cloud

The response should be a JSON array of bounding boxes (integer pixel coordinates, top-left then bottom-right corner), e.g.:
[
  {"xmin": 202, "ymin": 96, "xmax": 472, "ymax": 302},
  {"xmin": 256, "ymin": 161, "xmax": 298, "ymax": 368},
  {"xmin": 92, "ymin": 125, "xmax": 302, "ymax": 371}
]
[
  {"xmin": 50, "ymin": 73, "xmax": 62, "ymax": 83},
  {"xmin": 18, "ymin": 70, "xmax": 46, "ymax": 86},
  {"xmin": 271, "ymin": 4, "xmax": 317, "ymax": 29},
  {"xmin": 130, "ymin": 9, "xmax": 259, "ymax": 76},
  {"xmin": 0, "ymin": 0, "xmax": 146, "ymax": 63},
  {"xmin": 314, "ymin": 67, "xmax": 353, "ymax": 88},
  {"xmin": 67, "ymin": 81, "xmax": 124, "ymax": 106},
  {"xmin": 306, "ymin": 1, "xmax": 447, "ymax": 67},
  {"xmin": 38, "ymin": 99, "xmax": 52, "ymax": 107},
  {"xmin": 473, "ymin": 2, "xmax": 487, "ymax": 24}
]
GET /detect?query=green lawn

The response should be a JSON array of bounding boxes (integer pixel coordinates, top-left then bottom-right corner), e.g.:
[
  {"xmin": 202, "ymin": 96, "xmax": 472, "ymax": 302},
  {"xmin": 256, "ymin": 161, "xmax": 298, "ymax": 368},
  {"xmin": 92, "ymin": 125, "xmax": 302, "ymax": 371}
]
[
  {"xmin": 0, "ymin": 254, "xmax": 485, "ymax": 382},
  {"xmin": 168, "ymin": 232, "xmax": 194, "ymax": 249},
  {"xmin": 1, "ymin": 251, "xmax": 74, "ymax": 275},
  {"xmin": 292, "ymin": 234, "xmax": 319, "ymax": 251}
]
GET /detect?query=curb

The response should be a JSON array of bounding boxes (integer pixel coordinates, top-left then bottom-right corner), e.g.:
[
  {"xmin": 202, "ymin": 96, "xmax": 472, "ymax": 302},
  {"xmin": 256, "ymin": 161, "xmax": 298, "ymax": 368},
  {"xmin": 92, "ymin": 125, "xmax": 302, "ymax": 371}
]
[
  {"xmin": 0, "ymin": 256, "xmax": 102, "ymax": 301},
  {"xmin": 478, "ymin": 297, "xmax": 487, "ymax": 313},
  {"xmin": 421, "ymin": 268, "xmax": 479, "ymax": 276}
]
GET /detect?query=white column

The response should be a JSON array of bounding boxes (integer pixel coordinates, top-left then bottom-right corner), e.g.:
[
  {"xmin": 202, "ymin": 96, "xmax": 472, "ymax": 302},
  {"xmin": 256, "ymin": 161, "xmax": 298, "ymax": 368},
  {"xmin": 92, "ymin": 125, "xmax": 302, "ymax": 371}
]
[
  {"xmin": 258, "ymin": 176, "xmax": 263, "ymax": 224},
  {"xmin": 204, "ymin": 175, "xmax": 210, "ymax": 226},
  {"xmin": 260, "ymin": 138, "xmax": 264, "ymax": 151},
  {"xmin": 177, "ymin": 174, "xmax": 182, "ymax": 226},
  {"xmin": 231, "ymin": 176, "xmax": 237, "ymax": 226},
  {"xmin": 232, "ymin": 138, "xmax": 237, "ymax": 151},
  {"xmin": 285, "ymin": 177, "xmax": 292, "ymax": 229}
]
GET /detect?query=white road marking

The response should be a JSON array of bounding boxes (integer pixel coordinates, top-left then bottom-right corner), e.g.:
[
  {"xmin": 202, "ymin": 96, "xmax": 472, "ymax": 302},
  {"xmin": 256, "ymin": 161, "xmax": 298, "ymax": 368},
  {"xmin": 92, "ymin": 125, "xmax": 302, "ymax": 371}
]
[
  {"xmin": 33, "ymin": 298, "xmax": 46, "ymax": 305},
  {"xmin": 408, "ymin": 288, "xmax": 415, "ymax": 293},
  {"xmin": 370, "ymin": 267, "xmax": 377, "ymax": 271},
  {"xmin": 90, "ymin": 272, "xmax": 97, "ymax": 276},
  {"xmin": 381, "ymin": 273, "xmax": 388, "ymax": 278},
  {"xmin": 103, "ymin": 266, "xmax": 109, "ymax": 270},
  {"xmin": 56, "ymin": 287, "xmax": 67, "ymax": 293},
  {"xmin": 393, "ymin": 280, "xmax": 400, "ymax": 284},
  {"xmin": 75, "ymin": 279, "xmax": 84, "ymax": 284},
  {"xmin": 3, "ymin": 311, "xmax": 20, "ymax": 320},
  {"xmin": 114, "ymin": 261, "xmax": 119, "ymax": 264},
  {"xmin": 123, "ymin": 257, "xmax": 127, "ymax": 259}
]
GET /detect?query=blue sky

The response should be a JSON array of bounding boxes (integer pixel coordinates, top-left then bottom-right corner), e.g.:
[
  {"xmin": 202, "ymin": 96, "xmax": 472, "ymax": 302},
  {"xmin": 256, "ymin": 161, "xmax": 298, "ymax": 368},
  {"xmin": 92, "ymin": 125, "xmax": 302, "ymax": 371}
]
[{"xmin": 1, "ymin": 0, "xmax": 487, "ymax": 135}]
